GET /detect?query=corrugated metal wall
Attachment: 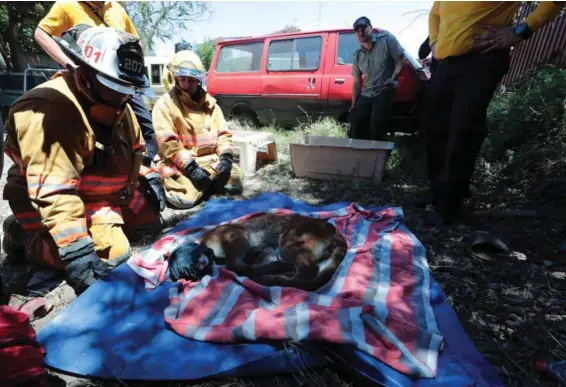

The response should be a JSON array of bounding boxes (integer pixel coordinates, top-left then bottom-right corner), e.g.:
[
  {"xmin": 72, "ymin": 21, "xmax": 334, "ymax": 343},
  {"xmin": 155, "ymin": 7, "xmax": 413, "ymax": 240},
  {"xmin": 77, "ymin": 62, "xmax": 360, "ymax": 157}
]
[{"xmin": 500, "ymin": 2, "xmax": 566, "ymax": 87}]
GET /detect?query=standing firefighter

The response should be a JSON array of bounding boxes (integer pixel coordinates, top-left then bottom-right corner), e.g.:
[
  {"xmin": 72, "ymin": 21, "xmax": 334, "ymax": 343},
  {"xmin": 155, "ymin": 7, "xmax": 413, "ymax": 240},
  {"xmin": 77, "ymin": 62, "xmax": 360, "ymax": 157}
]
[
  {"xmin": 2, "ymin": 25, "xmax": 166, "ymax": 293},
  {"xmin": 152, "ymin": 50, "xmax": 243, "ymax": 209},
  {"xmin": 422, "ymin": 1, "xmax": 565, "ymax": 223}
]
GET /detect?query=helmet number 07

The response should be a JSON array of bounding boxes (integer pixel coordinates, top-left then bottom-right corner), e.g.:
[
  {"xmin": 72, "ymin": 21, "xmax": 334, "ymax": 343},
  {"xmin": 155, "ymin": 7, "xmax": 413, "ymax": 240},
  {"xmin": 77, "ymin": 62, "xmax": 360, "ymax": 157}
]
[
  {"xmin": 123, "ymin": 58, "xmax": 143, "ymax": 74},
  {"xmin": 84, "ymin": 44, "xmax": 102, "ymax": 64}
]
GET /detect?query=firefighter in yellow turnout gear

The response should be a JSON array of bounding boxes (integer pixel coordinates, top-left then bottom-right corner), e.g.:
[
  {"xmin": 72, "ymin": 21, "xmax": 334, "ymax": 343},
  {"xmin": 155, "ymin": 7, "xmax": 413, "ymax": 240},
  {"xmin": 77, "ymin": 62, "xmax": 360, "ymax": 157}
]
[
  {"xmin": 152, "ymin": 50, "xmax": 243, "ymax": 209},
  {"xmin": 2, "ymin": 25, "xmax": 166, "ymax": 293}
]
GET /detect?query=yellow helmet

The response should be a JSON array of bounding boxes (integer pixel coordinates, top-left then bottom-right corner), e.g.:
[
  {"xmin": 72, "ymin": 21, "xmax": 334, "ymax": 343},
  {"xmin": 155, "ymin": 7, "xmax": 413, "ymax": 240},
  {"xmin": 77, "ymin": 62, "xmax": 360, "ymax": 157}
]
[{"xmin": 167, "ymin": 50, "xmax": 205, "ymax": 82}]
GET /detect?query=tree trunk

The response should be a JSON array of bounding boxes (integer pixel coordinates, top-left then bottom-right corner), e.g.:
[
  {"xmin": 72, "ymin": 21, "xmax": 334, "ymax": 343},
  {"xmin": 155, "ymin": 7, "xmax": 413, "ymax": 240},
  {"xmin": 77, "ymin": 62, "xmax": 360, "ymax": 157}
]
[
  {"xmin": 7, "ymin": 20, "xmax": 25, "ymax": 71},
  {"xmin": 0, "ymin": 44, "xmax": 9, "ymax": 71}
]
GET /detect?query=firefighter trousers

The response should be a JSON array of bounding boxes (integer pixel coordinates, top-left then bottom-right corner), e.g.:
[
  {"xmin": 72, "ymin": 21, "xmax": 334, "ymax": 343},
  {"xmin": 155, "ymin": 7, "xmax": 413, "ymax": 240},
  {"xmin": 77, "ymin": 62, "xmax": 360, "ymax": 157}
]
[
  {"xmin": 422, "ymin": 49, "xmax": 510, "ymax": 212},
  {"xmin": 6, "ymin": 186, "xmax": 163, "ymax": 270}
]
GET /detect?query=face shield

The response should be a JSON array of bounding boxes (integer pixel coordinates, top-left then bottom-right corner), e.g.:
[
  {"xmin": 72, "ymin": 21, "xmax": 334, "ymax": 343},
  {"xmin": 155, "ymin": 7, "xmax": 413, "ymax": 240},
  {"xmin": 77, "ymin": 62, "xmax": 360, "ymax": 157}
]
[
  {"xmin": 96, "ymin": 73, "xmax": 156, "ymax": 98},
  {"xmin": 171, "ymin": 65, "xmax": 205, "ymax": 83}
]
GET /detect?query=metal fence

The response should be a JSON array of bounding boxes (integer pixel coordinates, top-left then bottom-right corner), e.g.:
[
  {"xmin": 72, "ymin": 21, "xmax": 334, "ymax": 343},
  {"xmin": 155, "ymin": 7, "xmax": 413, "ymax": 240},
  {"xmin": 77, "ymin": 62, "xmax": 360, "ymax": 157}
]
[{"xmin": 500, "ymin": 2, "xmax": 566, "ymax": 87}]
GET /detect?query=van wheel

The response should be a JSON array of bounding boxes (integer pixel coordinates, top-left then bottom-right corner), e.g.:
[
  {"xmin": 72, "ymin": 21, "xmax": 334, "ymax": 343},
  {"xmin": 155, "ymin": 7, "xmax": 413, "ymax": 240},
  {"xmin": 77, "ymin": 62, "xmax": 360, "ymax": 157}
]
[{"xmin": 232, "ymin": 110, "xmax": 258, "ymax": 128}]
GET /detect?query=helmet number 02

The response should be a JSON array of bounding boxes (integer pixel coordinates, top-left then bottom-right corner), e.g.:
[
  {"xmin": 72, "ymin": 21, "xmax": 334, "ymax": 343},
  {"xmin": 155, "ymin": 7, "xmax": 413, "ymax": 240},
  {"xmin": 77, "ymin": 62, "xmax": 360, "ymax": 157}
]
[{"xmin": 84, "ymin": 44, "xmax": 102, "ymax": 64}]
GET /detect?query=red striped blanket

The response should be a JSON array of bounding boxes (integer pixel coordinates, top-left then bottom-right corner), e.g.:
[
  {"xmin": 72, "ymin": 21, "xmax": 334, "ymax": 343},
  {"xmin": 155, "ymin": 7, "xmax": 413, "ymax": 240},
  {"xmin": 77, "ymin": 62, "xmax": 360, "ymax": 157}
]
[{"xmin": 128, "ymin": 203, "xmax": 444, "ymax": 378}]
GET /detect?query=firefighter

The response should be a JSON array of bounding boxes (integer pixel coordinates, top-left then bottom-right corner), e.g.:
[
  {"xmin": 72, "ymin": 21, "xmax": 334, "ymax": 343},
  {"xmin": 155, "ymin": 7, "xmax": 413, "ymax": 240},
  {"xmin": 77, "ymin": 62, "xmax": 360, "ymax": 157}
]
[
  {"xmin": 34, "ymin": 1, "xmax": 159, "ymax": 162},
  {"xmin": 2, "ymin": 25, "xmax": 166, "ymax": 293},
  {"xmin": 152, "ymin": 50, "xmax": 243, "ymax": 209},
  {"xmin": 422, "ymin": 1, "xmax": 565, "ymax": 223}
]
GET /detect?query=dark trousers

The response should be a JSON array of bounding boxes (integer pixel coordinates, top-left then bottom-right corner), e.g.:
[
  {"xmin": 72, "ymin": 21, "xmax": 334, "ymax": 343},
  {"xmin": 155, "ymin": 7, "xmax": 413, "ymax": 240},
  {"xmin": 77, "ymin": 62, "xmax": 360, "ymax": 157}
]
[
  {"xmin": 130, "ymin": 94, "xmax": 158, "ymax": 159},
  {"xmin": 349, "ymin": 87, "xmax": 395, "ymax": 141},
  {"xmin": 422, "ymin": 50, "xmax": 510, "ymax": 211}
]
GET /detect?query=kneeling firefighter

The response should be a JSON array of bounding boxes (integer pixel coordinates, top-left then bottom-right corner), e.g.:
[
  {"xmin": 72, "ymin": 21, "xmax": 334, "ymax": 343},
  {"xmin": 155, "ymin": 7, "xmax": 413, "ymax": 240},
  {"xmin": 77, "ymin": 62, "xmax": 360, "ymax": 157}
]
[
  {"xmin": 152, "ymin": 50, "xmax": 243, "ymax": 209},
  {"xmin": 2, "ymin": 24, "xmax": 166, "ymax": 293}
]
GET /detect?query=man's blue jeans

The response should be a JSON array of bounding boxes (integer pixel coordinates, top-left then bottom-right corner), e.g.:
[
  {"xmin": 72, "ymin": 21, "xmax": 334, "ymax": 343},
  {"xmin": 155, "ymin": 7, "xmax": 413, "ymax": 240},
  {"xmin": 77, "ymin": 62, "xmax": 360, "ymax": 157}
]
[{"xmin": 130, "ymin": 94, "xmax": 158, "ymax": 159}]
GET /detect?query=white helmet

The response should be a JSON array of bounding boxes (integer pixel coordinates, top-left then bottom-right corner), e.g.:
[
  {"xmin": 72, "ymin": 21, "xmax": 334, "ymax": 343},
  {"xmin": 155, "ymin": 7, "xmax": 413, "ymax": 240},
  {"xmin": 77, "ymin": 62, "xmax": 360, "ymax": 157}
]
[{"xmin": 53, "ymin": 24, "xmax": 154, "ymax": 97}]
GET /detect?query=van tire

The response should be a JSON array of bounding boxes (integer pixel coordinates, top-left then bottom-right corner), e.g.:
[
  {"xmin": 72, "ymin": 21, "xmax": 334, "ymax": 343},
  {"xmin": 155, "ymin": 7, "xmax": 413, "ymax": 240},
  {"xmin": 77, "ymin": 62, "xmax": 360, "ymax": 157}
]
[{"xmin": 231, "ymin": 108, "xmax": 258, "ymax": 128}]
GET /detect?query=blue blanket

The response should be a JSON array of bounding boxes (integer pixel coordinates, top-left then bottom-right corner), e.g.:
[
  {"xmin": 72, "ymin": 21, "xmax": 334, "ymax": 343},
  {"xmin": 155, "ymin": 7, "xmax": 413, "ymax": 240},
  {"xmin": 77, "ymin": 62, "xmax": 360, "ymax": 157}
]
[{"xmin": 37, "ymin": 193, "xmax": 504, "ymax": 386}]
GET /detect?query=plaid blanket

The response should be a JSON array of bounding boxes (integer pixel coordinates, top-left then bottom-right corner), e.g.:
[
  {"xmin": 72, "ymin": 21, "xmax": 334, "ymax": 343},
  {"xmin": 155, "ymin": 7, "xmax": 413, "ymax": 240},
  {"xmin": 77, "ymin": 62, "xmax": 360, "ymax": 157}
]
[{"xmin": 128, "ymin": 203, "xmax": 444, "ymax": 378}]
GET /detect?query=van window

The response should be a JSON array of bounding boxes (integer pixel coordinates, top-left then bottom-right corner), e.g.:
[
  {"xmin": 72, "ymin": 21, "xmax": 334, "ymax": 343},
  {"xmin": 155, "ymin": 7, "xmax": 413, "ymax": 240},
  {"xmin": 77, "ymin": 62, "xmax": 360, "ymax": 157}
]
[
  {"xmin": 151, "ymin": 64, "xmax": 161, "ymax": 85},
  {"xmin": 267, "ymin": 36, "xmax": 322, "ymax": 72},
  {"xmin": 216, "ymin": 42, "xmax": 264, "ymax": 73},
  {"xmin": 336, "ymin": 33, "xmax": 359, "ymax": 65}
]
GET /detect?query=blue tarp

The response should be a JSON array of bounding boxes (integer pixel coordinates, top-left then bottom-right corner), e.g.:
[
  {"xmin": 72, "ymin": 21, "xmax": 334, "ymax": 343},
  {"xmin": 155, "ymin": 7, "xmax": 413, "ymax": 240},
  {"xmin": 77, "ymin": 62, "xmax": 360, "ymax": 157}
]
[{"xmin": 37, "ymin": 193, "xmax": 504, "ymax": 386}]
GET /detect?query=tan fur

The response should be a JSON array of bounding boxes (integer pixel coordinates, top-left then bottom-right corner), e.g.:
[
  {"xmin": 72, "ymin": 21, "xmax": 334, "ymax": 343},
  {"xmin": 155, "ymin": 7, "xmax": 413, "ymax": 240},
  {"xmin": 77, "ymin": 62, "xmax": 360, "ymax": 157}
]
[{"xmin": 197, "ymin": 214, "xmax": 347, "ymax": 291}]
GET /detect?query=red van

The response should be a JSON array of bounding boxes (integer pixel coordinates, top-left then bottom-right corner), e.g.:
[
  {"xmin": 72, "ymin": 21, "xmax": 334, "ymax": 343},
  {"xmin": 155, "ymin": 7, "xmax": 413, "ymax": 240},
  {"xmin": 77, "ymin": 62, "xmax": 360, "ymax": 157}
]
[{"xmin": 207, "ymin": 26, "xmax": 430, "ymax": 131}]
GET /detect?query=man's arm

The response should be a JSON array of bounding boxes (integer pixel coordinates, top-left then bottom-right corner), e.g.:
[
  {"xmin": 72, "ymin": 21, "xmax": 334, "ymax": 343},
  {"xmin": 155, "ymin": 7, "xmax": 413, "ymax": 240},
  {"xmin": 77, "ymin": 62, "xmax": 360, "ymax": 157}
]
[
  {"xmin": 10, "ymin": 100, "xmax": 89, "ymax": 252},
  {"xmin": 391, "ymin": 53, "xmax": 405, "ymax": 81},
  {"xmin": 351, "ymin": 55, "xmax": 362, "ymax": 109},
  {"xmin": 352, "ymin": 76, "xmax": 362, "ymax": 110},
  {"xmin": 152, "ymin": 97, "xmax": 194, "ymax": 170},
  {"xmin": 474, "ymin": 2, "xmax": 565, "ymax": 54},
  {"xmin": 524, "ymin": 1, "xmax": 565, "ymax": 32},
  {"xmin": 387, "ymin": 34, "xmax": 406, "ymax": 82},
  {"xmin": 35, "ymin": 2, "xmax": 74, "ymax": 67},
  {"xmin": 34, "ymin": 27, "xmax": 74, "ymax": 67}
]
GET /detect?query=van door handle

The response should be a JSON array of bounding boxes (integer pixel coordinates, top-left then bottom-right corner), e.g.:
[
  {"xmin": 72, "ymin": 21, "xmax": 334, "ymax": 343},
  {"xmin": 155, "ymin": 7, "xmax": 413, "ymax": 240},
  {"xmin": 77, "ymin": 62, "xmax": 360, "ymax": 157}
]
[
  {"xmin": 334, "ymin": 78, "xmax": 345, "ymax": 84},
  {"xmin": 305, "ymin": 77, "xmax": 315, "ymax": 89}
]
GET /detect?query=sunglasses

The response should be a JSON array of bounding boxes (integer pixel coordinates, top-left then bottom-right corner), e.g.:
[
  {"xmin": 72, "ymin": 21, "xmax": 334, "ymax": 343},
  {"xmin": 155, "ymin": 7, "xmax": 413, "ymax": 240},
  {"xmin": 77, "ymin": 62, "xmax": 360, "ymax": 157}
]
[{"xmin": 354, "ymin": 25, "xmax": 368, "ymax": 33}]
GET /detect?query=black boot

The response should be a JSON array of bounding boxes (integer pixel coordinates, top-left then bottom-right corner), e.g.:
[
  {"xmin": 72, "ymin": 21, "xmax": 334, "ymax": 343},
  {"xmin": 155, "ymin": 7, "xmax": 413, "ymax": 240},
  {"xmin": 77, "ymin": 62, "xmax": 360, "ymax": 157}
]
[{"xmin": 2, "ymin": 215, "xmax": 28, "ymax": 264}]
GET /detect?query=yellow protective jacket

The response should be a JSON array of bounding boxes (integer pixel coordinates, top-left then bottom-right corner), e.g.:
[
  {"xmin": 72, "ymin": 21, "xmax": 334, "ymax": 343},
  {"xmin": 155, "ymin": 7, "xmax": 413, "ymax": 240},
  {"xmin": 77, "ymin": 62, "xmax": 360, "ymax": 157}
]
[
  {"xmin": 152, "ymin": 87, "xmax": 233, "ymax": 175},
  {"xmin": 429, "ymin": 1, "xmax": 565, "ymax": 59},
  {"xmin": 3, "ymin": 71, "xmax": 150, "ymax": 252}
]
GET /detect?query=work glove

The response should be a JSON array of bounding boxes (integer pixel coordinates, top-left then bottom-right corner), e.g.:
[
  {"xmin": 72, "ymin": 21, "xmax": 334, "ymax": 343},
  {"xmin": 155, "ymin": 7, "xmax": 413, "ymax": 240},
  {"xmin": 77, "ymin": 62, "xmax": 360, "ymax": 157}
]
[
  {"xmin": 185, "ymin": 160, "xmax": 213, "ymax": 192},
  {"xmin": 60, "ymin": 240, "xmax": 111, "ymax": 294},
  {"xmin": 214, "ymin": 153, "xmax": 233, "ymax": 188},
  {"xmin": 139, "ymin": 171, "xmax": 167, "ymax": 212},
  {"xmin": 168, "ymin": 242, "xmax": 215, "ymax": 282}
]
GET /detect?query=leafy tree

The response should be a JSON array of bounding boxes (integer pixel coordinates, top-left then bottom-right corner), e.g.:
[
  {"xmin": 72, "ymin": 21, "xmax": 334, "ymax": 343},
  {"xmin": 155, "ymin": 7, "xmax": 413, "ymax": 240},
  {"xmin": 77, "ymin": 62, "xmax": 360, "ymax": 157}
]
[
  {"xmin": 0, "ymin": 2, "xmax": 50, "ymax": 71},
  {"xmin": 124, "ymin": 1, "xmax": 212, "ymax": 55},
  {"xmin": 194, "ymin": 38, "xmax": 217, "ymax": 70}
]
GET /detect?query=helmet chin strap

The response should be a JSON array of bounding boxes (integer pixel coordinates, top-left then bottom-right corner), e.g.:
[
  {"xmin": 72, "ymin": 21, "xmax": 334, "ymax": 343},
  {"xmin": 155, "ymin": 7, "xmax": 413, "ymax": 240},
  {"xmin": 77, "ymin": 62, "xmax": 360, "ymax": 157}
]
[{"xmin": 74, "ymin": 67, "xmax": 130, "ymax": 128}]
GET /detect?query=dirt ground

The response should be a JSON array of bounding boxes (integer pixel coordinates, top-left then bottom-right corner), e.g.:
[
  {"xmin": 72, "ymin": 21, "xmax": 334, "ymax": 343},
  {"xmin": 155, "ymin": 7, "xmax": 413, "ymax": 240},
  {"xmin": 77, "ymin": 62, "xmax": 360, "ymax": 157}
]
[{"xmin": 1, "ymin": 127, "xmax": 566, "ymax": 387}]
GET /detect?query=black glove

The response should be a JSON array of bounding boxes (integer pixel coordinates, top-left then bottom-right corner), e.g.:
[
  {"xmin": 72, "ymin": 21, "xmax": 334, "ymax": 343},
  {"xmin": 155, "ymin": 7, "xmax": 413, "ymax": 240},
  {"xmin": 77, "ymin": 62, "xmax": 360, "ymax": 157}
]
[
  {"xmin": 139, "ymin": 172, "xmax": 166, "ymax": 212},
  {"xmin": 61, "ymin": 241, "xmax": 111, "ymax": 294},
  {"xmin": 185, "ymin": 160, "xmax": 212, "ymax": 192},
  {"xmin": 215, "ymin": 153, "xmax": 233, "ymax": 187},
  {"xmin": 168, "ymin": 242, "xmax": 215, "ymax": 281}
]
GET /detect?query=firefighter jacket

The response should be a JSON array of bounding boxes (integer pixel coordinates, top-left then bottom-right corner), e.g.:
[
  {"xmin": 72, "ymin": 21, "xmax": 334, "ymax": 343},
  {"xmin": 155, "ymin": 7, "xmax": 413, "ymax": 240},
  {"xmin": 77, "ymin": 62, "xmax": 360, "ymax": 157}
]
[
  {"xmin": 152, "ymin": 87, "xmax": 233, "ymax": 176},
  {"xmin": 3, "ymin": 71, "xmax": 152, "ymax": 254}
]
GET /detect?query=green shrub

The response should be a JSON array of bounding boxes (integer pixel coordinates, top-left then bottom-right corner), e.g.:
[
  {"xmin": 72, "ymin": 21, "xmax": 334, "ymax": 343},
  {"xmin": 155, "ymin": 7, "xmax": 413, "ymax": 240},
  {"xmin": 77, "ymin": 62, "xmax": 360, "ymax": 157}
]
[{"xmin": 479, "ymin": 67, "xmax": 566, "ymax": 191}]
